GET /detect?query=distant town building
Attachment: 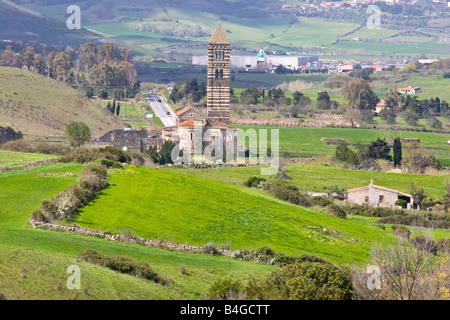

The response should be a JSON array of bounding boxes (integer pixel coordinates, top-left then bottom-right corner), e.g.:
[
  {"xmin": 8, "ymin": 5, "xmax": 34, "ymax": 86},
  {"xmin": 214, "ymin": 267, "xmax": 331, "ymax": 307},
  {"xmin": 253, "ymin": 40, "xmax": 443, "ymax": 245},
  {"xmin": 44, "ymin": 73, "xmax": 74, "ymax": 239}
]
[
  {"xmin": 347, "ymin": 183, "xmax": 414, "ymax": 209},
  {"xmin": 417, "ymin": 59, "xmax": 439, "ymax": 64},
  {"xmin": 337, "ymin": 63, "xmax": 354, "ymax": 73},
  {"xmin": 369, "ymin": 65, "xmax": 384, "ymax": 72},
  {"xmin": 193, "ymin": 50, "xmax": 321, "ymax": 71},
  {"xmin": 397, "ymin": 86, "xmax": 421, "ymax": 94},
  {"xmin": 374, "ymin": 100, "xmax": 386, "ymax": 114}
]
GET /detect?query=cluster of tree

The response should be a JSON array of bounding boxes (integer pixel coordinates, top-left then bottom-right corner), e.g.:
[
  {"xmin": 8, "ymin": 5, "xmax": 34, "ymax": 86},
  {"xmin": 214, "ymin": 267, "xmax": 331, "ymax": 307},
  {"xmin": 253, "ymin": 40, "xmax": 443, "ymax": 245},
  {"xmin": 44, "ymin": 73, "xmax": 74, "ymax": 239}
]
[
  {"xmin": 106, "ymin": 100, "xmax": 121, "ymax": 117},
  {"xmin": 335, "ymin": 138, "xmax": 400, "ymax": 169},
  {"xmin": 349, "ymin": 67, "xmax": 374, "ymax": 81},
  {"xmin": 169, "ymin": 78, "xmax": 206, "ymax": 103},
  {"xmin": 135, "ymin": 23, "xmax": 212, "ymax": 38},
  {"xmin": 77, "ymin": 42, "xmax": 138, "ymax": 100},
  {"xmin": 0, "ymin": 45, "xmax": 73, "ymax": 82},
  {"xmin": 0, "ymin": 42, "xmax": 139, "ymax": 100},
  {"xmin": 146, "ymin": 140, "xmax": 176, "ymax": 165},
  {"xmin": 399, "ymin": 95, "xmax": 448, "ymax": 127}
]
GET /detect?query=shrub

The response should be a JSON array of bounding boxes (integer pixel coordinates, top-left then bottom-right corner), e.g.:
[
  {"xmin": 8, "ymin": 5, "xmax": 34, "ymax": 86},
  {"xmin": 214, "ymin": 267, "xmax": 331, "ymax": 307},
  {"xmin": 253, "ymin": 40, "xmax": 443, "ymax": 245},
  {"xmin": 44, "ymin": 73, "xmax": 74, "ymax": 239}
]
[
  {"xmin": 208, "ymin": 279, "xmax": 243, "ymax": 300},
  {"xmin": 78, "ymin": 249, "xmax": 161, "ymax": 283},
  {"xmin": 83, "ymin": 163, "xmax": 108, "ymax": 180},
  {"xmin": 266, "ymin": 182, "xmax": 311, "ymax": 207},
  {"xmin": 203, "ymin": 242, "xmax": 220, "ymax": 255},
  {"xmin": 391, "ymin": 225, "xmax": 411, "ymax": 239},
  {"xmin": 0, "ymin": 139, "xmax": 33, "ymax": 153},
  {"xmin": 244, "ymin": 176, "xmax": 266, "ymax": 188},
  {"xmin": 310, "ymin": 196, "xmax": 332, "ymax": 207},
  {"xmin": 34, "ymin": 142, "xmax": 71, "ymax": 155},
  {"xmin": 435, "ymin": 238, "xmax": 450, "ymax": 254},
  {"xmin": 410, "ymin": 236, "xmax": 437, "ymax": 255},
  {"xmin": 180, "ymin": 264, "xmax": 187, "ymax": 275},
  {"xmin": 95, "ymin": 158, "xmax": 123, "ymax": 169},
  {"xmin": 31, "ymin": 210, "xmax": 47, "ymax": 222},
  {"xmin": 395, "ymin": 199, "xmax": 407, "ymax": 208},
  {"xmin": 246, "ymin": 262, "xmax": 352, "ymax": 300},
  {"xmin": 326, "ymin": 203, "xmax": 347, "ymax": 219}
]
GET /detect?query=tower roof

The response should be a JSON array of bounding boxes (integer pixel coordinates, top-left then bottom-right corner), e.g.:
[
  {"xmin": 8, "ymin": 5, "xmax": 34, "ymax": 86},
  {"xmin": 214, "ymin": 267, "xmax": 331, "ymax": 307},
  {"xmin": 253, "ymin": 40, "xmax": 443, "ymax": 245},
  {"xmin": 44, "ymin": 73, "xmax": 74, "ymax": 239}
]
[{"xmin": 209, "ymin": 22, "xmax": 229, "ymax": 44}]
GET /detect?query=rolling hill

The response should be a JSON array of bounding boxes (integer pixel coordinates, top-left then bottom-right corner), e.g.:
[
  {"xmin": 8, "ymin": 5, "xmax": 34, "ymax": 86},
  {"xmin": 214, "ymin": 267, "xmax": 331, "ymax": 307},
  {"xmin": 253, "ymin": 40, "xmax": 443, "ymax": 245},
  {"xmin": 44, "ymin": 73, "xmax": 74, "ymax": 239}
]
[
  {"xmin": 0, "ymin": 0, "xmax": 94, "ymax": 46},
  {"xmin": 73, "ymin": 166, "xmax": 393, "ymax": 265},
  {"xmin": 0, "ymin": 67, "xmax": 124, "ymax": 137}
]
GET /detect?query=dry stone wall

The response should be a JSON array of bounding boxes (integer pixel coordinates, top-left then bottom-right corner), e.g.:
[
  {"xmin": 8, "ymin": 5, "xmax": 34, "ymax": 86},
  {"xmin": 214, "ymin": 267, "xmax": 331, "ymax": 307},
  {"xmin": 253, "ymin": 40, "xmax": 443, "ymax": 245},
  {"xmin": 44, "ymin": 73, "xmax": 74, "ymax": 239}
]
[{"xmin": 29, "ymin": 219, "xmax": 233, "ymax": 256}]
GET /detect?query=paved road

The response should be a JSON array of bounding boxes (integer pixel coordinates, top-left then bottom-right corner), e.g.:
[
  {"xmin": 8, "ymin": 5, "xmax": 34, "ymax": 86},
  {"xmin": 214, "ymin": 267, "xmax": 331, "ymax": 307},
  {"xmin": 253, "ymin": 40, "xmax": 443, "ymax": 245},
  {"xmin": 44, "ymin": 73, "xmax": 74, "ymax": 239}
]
[{"xmin": 143, "ymin": 93, "xmax": 177, "ymax": 127}]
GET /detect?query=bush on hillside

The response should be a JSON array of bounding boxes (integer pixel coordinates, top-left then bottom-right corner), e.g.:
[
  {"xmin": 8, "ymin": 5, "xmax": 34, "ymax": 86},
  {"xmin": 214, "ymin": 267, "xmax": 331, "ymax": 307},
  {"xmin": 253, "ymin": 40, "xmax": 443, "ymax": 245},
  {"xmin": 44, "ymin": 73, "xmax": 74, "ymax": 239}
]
[
  {"xmin": 244, "ymin": 176, "xmax": 267, "ymax": 188},
  {"xmin": 203, "ymin": 242, "xmax": 220, "ymax": 255},
  {"xmin": 245, "ymin": 262, "xmax": 352, "ymax": 300},
  {"xmin": 310, "ymin": 196, "xmax": 332, "ymax": 207},
  {"xmin": 326, "ymin": 203, "xmax": 347, "ymax": 219},
  {"xmin": 78, "ymin": 249, "xmax": 161, "ymax": 283},
  {"xmin": 207, "ymin": 279, "xmax": 243, "ymax": 300}
]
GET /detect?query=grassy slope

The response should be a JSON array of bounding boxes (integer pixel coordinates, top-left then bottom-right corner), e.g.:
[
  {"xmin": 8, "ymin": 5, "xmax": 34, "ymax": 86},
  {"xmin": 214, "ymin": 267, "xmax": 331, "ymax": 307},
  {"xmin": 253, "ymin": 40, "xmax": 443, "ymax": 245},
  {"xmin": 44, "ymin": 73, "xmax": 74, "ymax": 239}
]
[
  {"xmin": 73, "ymin": 166, "xmax": 393, "ymax": 265},
  {"xmin": 167, "ymin": 162, "xmax": 448, "ymax": 199},
  {"xmin": 0, "ymin": 150, "xmax": 57, "ymax": 168},
  {"xmin": 0, "ymin": 67, "xmax": 124, "ymax": 137},
  {"xmin": 231, "ymin": 126, "xmax": 450, "ymax": 167},
  {"xmin": 0, "ymin": 162, "xmax": 273, "ymax": 299}
]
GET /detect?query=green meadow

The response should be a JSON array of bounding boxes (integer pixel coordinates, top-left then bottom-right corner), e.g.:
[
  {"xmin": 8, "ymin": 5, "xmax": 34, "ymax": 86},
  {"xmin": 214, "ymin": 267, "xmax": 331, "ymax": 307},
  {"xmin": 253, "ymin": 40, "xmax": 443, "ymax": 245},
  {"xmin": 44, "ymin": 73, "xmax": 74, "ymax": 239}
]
[
  {"xmin": 0, "ymin": 150, "xmax": 56, "ymax": 168},
  {"xmin": 0, "ymin": 161, "xmax": 272, "ymax": 299},
  {"xmin": 231, "ymin": 126, "xmax": 450, "ymax": 167},
  {"xmin": 73, "ymin": 166, "xmax": 393, "ymax": 265},
  {"xmin": 167, "ymin": 162, "xmax": 448, "ymax": 199}
]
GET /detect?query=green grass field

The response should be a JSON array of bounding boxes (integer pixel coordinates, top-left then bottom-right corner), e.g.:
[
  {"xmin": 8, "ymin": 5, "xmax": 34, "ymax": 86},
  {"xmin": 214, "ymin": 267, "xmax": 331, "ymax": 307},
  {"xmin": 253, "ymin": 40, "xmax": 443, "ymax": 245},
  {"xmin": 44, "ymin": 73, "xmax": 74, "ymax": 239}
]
[
  {"xmin": 167, "ymin": 162, "xmax": 448, "ymax": 199},
  {"xmin": 0, "ymin": 161, "xmax": 273, "ymax": 299},
  {"xmin": 231, "ymin": 126, "xmax": 450, "ymax": 167},
  {"xmin": 73, "ymin": 166, "xmax": 393, "ymax": 265},
  {"xmin": 0, "ymin": 150, "xmax": 56, "ymax": 168}
]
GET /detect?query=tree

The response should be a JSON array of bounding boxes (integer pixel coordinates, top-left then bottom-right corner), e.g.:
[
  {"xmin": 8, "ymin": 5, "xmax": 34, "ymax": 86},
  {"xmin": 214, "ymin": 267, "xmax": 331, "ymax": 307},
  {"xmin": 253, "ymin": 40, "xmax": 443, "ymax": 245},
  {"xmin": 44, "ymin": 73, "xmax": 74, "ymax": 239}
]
[
  {"xmin": 159, "ymin": 140, "xmax": 176, "ymax": 165},
  {"xmin": 335, "ymin": 141, "xmax": 359, "ymax": 166},
  {"xmin": 410, "ymin": 182, "xmax": 426, "ymax": 209},
  {"xmin": 97, "ymin": 43, "xmax": 115, "ymax": 63},
  {"xmin": 342, "ymin": 79, "xmax": 379, "ymax": 111},
  {"xmin": 77, "ymin": 42, "xmax": 98, "ymax": 72},
  {"xmin": 65, "ymin": 122, "xmax": 91, "ymax": 147},
  {"xmin": 0, "ymin": 45, "xmax": 15, "ymax": 66},
  {"xmin": 316, "ymin": 91, "xmax": 331, "ymax": 109},
  {"xmin": 351, "ymin": 233, "xmax": 449, "ymax": 300},
  {"xmin": 444, "ymin": 178, "xmax": 450, "ymax": 213},
  {"xmin": 393, "ymin": 137, "xmax": 402, "ymax": 167},
  {"xmin": 293, "ymin": 91, "xmax": 303, "ymax": 104},
  {"xmin": 116, "ymin": 103, "xmax": 121, "ymax": 116},
  {"xmin": 366, "ymin": 138, "xmax": 392, "ymax": 161},
  {"xmin": 379, "ymin": 107, "xmax": 396, "ymax": 124},
  {"xmin": 402, "ymin": 111, "xmax": 419, "ymax": 126}
]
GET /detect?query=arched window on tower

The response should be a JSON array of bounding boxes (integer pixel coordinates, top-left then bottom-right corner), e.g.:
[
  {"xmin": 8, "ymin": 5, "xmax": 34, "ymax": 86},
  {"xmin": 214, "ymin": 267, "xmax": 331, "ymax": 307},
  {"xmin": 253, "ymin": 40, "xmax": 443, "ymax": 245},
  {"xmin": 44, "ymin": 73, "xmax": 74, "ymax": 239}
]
[
  {"xmin": 215, "ymin": 69, "xmax": 219, "ymax": 78},
  {"xmin": 220, "ymin": 69, "xmax": 223, "ymax": 78}
]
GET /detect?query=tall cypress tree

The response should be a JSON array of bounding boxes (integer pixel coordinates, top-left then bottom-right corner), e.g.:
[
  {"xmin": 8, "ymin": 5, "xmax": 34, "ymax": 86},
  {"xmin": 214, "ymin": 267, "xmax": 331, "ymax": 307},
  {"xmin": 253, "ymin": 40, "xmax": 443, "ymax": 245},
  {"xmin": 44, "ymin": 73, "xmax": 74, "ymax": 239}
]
[
  {"xmin": 116, "ymin": 102, "xmax": 121, "ymax": 116},
  {"xmin": 393, "ymin": 137, "xmax": 402, "ymax": 167}
]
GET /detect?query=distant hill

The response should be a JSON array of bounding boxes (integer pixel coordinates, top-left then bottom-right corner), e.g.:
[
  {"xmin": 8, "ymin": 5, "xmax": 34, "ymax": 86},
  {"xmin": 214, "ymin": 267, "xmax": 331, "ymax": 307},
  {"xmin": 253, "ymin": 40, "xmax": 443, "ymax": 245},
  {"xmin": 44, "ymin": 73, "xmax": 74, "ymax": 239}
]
[
  {"xmin": 0, "ymin": 67, "xmax": 124, "ymax": 137},
  {"xmin": 0, "ymin": 0, "xmax": 94, "ymax": 46}
]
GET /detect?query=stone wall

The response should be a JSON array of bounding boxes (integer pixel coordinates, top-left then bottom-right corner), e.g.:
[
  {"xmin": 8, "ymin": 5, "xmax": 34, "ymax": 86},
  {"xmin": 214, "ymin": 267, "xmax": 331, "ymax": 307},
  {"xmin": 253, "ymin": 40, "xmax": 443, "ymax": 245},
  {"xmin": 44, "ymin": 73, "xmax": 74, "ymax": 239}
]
[
  {"xmin": 29, "ymin": 219, "xmax": 233, "ymax": 256},
  {"xmin": 97, "ymin": 129, "xmax": 163, "ymax": 151},
  {"xmin": 231, "ymin": 114, "xmax": 356, "ymax": 128},
  {"xmin": 0, "ymin": 158, "xmax": 58, "ymax": 173}
]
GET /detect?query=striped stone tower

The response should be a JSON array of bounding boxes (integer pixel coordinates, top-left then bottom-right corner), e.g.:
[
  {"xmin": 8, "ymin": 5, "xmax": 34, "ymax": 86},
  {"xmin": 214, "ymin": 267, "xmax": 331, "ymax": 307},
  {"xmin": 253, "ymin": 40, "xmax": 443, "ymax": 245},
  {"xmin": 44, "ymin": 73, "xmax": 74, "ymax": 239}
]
[{"xmin": 207, "ymin": 22, "xmax": 230, "ymax": 126}]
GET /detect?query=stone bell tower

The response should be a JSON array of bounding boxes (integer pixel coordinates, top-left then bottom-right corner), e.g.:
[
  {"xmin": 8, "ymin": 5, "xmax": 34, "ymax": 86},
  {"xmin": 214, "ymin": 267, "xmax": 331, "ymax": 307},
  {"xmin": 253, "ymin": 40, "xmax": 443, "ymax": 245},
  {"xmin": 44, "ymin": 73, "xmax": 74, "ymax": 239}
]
[{"xmin": 207, "ymin": 22, "xmax": 230, "ymax": 126}]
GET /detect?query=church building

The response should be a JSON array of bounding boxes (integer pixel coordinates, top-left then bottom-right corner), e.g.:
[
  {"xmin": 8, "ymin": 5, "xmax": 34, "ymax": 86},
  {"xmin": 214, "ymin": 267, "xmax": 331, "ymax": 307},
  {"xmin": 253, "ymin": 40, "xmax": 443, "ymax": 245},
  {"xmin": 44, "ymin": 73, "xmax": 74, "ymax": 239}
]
[{"xmin": 162, "ymin": 22, "xmax": 238, "ymax": 161}]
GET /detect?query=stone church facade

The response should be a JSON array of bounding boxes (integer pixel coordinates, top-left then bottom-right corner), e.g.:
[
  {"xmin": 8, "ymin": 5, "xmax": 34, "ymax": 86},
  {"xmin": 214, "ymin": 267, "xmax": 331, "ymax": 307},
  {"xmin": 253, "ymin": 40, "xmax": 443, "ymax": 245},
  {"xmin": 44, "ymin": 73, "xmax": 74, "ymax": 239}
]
[{"xmin": 163, "ymin": 22, "xmax": 238, "ymax": 160}]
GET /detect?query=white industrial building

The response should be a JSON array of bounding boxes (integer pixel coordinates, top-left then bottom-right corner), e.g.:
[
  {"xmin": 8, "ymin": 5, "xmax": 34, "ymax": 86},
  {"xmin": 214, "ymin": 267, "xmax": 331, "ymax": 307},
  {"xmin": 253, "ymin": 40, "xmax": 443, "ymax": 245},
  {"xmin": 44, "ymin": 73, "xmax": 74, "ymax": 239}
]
[{"xmin": 192, "ymin": 49, "xmax": 321, "ymax": 71}]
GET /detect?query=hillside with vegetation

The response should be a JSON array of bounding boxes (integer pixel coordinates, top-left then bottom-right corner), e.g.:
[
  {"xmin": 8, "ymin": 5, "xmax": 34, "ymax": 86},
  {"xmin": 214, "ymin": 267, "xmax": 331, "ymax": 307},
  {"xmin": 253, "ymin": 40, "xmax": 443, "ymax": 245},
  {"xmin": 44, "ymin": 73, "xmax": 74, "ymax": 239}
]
[
  {"xmin": 0, "ymin": 67, "xmax": 124, "ymax": 137},
  {"xmin": 0, "ymin": 0, "xmax": 94, "ymax": 46}
]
